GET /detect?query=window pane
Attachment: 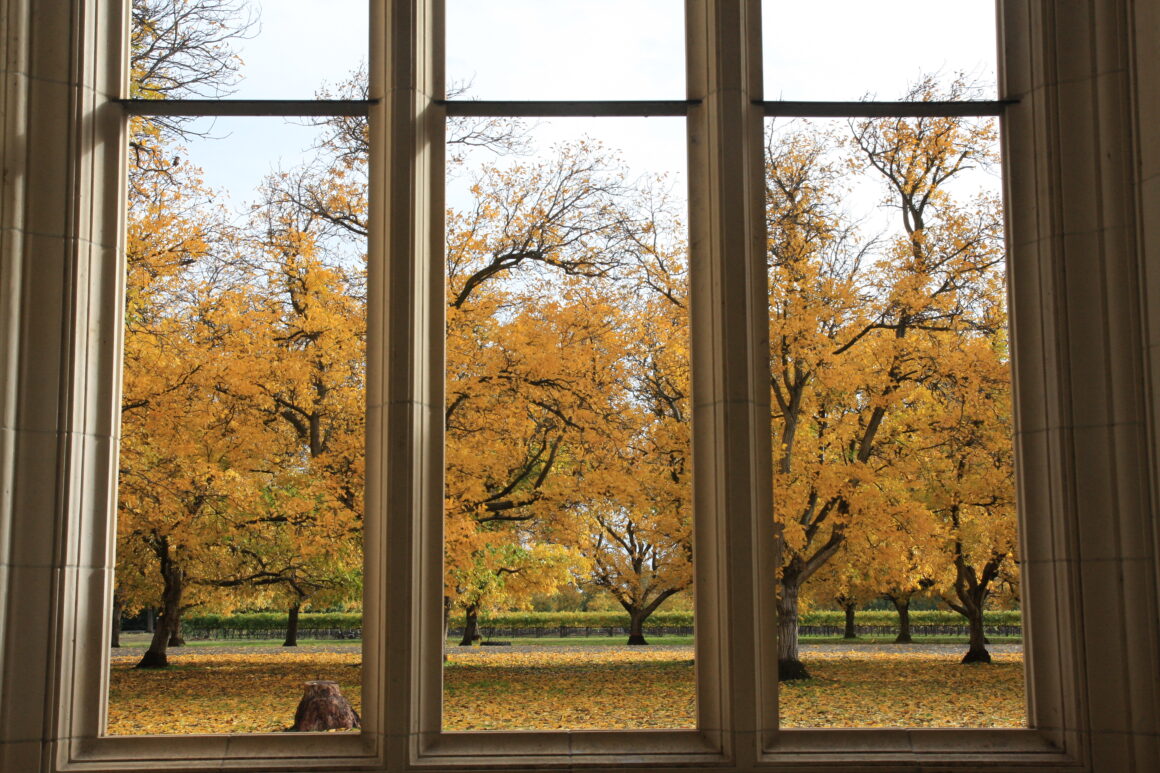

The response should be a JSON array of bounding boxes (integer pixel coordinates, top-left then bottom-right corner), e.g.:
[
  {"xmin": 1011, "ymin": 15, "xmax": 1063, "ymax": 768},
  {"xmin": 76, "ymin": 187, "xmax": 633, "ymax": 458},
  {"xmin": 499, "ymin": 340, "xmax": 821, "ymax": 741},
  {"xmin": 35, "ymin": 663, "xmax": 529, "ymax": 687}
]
[
  {"xmin": 446, "ymin": 0, "xmax": 684, "ymax": 100},
  {"xmin": 763, "ymin": 112, "xmax": 1025, "ymax": 727},
  {"xmin": 109, "ymin": 115, "xmax": 367, "ymax": 735},
  {"xmin": 442, "ymin": 117, "xmax": 694, "ymax": 731},
  {"xmin": 129, "ymin": 0, "xmax": 368, "ymax": 100},
  {"xmin": 762, "ymin": 0, "xmax": 998, "ymax": 101}
]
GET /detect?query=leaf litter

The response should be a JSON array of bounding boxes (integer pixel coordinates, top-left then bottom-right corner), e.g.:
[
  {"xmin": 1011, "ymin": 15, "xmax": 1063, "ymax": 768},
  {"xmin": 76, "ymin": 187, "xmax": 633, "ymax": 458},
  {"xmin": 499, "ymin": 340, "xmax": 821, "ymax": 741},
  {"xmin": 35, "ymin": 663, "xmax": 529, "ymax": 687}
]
[{"xmin": 107, "ymin": 647, "xmax": 1023, "ymax": 734}]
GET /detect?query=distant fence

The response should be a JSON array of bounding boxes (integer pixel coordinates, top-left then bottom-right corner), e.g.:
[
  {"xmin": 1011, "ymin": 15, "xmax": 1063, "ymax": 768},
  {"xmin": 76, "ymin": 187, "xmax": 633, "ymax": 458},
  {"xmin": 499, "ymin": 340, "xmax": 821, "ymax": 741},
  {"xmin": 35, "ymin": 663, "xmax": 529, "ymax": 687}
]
[
  {"xmin": 796, "ymin": 624, "xmax": 1022, "ymax": 638},
  {"xmin": 178, "ymin": 622, "xmax": 1020, "ymax": 641},
  {"xmin": 183, "ymin": 627, "xmax": 362, "ymax": 641},
  {"xmin": 167, "ymin": 610, "xmax": 1021, "ymax": 640},
  {"xmin": 452, "ymin": 625, "xmax": 696, "ymax": 639}
]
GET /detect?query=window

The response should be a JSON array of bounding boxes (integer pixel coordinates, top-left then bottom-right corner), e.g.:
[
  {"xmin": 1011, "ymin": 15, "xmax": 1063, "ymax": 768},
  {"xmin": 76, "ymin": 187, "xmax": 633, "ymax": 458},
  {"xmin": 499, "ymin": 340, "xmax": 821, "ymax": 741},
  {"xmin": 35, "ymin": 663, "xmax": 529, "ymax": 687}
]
[
  {"xmin": 2, "ymin": 1, "xmax": 1159, "ymax": 771},
  {"xmin": 111, "ymin": 0, "xmax": 372, "ymax": 725}
]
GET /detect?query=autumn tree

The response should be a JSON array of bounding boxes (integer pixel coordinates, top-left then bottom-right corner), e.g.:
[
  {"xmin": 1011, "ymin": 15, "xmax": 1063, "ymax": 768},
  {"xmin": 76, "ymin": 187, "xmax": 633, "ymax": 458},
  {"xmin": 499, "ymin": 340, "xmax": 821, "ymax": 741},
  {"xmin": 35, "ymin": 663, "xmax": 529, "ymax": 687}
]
[
  {"xmin": 450, "ymin": 541, "xmax": 582, "ymax": 645},
  {"xmin": 439, "ymin": 135, "xmax": 696, "ymax": 644},
  {"xmin": 802, "ymin": 547, "xmax": 879, "ymax": 640},
  {"xmin": 908, "ymin": 330, "xmax": 1017, "ymax": 663},
  {"xmin": 441, "ymin": 143, "xmax": 648, "ymax": 621},
  {"xmin": 120, "ymin": 156, "xmax": 370, "ymax": 663},
  {"xmin": 119, "ymin": 249, "xmax": 272, "ymax": 667},
  {"xmin": 558, "ymin": 280, "xmax": 693, "ymax": 645},
  {"xmin": 768, "ymin": 78, "xmax": 1007, "ymax": 680},
  {"xmin": 765, "ymin": 123, "xmax": 876, "ymax": 676},
  {"xmin": 118, "ymin": 0, "xmax": 254, "ymax": 666}
]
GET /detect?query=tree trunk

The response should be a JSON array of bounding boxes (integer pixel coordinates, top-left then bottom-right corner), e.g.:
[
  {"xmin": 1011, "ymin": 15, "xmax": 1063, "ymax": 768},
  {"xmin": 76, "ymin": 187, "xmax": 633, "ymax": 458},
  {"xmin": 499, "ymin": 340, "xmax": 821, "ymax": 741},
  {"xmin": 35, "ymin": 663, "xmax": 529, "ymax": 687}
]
[
  {"xmin": 778, "ymin": 577, "xmax": 810, "ymax": 680},
  {"xmin": 948, "ymin": 543, "xmax": 1001, "ymax": 664},
  {"xmin": 283, "ymin": 601, "xmax": 301, "ymax": 647},
  {"xmin": 167, "ymin": 614, "xmax": 185, "ymax": 647},
  {"xmin": 962, "ymin": 603, "xmax": 992, "ymax": 663},
  {"xmin": 442, "ymin": 596, "xmax": 451, "ymax": 662},
  {"xmin": 890, "ymin": 595, "xmax": 913, "ymax": 644},
  {"xmin": 145, "ymin": 607, "xmax": 155, "ymax": 633},
  {"xmin": 458, "ymin": 603, "xmax": 482, "ymax": 646},
  {"xmin": 842, "ymin": 601, "xmax": 857, "ymax": 639},
  {"xmin": 289, "ymin": 680, "xmax": 360, "ymax": 732},
  {"xmin": 111, "ymin": 595, "xmax": 122, "ymax": 648},
  {"xmin": 136, "ymin": 544, "xmax": 183, "ymax": 669},
  {"xmin": 626, "ymin": 607, "xmax": 649, "ymax": 645}
]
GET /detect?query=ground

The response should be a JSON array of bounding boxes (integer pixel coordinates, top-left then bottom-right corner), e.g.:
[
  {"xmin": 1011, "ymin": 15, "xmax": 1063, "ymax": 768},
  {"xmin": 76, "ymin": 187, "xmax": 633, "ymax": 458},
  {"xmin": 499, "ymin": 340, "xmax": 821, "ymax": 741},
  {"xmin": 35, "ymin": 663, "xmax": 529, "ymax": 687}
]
[{"xmin": 107, "ymin": 637, "xmax": 1024, "ymax": 734}]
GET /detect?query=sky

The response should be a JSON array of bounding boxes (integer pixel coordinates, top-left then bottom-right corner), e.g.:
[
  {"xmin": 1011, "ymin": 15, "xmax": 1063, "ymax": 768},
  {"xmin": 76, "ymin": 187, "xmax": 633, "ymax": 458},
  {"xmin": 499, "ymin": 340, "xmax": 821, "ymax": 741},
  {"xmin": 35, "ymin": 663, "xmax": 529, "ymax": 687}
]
[{"xmin": 184, "ymin": 0, "xmax": 999, "ymax": 215}]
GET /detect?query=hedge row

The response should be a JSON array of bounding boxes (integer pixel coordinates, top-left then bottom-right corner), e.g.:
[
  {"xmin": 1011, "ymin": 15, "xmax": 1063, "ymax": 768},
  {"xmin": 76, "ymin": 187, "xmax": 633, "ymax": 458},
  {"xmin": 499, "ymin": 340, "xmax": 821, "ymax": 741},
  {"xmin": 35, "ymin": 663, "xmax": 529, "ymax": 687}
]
[
  {"xmin": 185, "ymin": 612, "xmax": 362, "ymax": 632},
  {"xmin": 184, "ymin": 608, "xmax": 1021, "ymax": 635}
]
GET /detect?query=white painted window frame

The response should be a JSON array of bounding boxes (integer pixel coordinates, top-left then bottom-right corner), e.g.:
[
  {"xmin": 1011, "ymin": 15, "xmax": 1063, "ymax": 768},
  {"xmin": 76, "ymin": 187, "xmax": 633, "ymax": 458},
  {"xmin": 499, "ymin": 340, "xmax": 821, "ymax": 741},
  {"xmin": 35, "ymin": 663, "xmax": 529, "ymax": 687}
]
[{"xmin": 1, "ymin": 1, "xmax": 1158, "ymax": 771}]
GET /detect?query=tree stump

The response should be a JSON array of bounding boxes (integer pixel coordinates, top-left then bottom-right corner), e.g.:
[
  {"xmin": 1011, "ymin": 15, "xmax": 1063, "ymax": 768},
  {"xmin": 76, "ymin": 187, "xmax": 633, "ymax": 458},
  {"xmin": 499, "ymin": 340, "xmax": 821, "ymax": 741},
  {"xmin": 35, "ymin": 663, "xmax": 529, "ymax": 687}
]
[{"xmin": 290, "ymin": 680, "xmax": 360, "ymax": 732}]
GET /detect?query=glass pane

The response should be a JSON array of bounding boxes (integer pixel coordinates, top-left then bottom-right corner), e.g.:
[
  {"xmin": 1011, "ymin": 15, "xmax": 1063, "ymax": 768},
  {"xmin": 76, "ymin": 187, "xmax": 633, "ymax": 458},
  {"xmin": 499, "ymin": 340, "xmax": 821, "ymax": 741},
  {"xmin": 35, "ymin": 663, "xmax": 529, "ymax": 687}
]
[
  {"xmin": 129, "ymin": 0, "xmax": 368, "ymax": 100},
  {"xmin": 446, "ymin": 0, "xmax": 684, "ymax": 100},
  {"xmin": 109, "ymin": 115, "xmax": 367, "ymax": 735},
  {"xmin": 442, "ymin": 118, "xmax": 694, "ymax": 731},
  {"xmin": 762, "ymin": 0, "xmax": 998, "ymax": 101},
  {"xmin": 764, "ymin": 113, "xmax": 1025, "ymax": 727}
]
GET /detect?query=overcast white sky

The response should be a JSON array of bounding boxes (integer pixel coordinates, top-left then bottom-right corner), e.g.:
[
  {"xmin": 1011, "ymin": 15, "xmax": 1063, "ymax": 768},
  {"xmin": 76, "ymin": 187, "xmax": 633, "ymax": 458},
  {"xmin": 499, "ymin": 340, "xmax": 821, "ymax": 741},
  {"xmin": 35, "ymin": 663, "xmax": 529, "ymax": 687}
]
[{"xmin": 186, "ymin": 0, "xmax": 998, "ymax": 214}]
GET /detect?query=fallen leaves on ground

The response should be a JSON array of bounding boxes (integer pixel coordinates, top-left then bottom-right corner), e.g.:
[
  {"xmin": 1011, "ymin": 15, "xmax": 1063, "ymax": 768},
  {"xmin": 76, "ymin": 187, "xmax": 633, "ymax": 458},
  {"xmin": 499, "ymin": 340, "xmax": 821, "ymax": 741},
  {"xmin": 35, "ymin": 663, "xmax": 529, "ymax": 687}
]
[
  {"xmin": 107, "ymin": 648, "xmax": 1024, "ymax": 735},
  {"xmin": 107, "ymin": 652, "xmax": 361, "ymax": 735},
  {"xmin": 779, "ymin": 650, "xmax": 1025, "ymax": 728},
  {"xmin": 444, "ymin": 648, "xmax": 695, "ymax": 730}
]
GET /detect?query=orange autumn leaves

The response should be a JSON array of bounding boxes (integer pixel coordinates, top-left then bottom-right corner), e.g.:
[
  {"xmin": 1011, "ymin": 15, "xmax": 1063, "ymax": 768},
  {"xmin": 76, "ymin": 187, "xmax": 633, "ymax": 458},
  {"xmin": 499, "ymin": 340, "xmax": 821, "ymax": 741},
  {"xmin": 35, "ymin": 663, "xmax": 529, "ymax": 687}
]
[
  {"xmin": 107, "ymin": 649, "xmax": 1024, "ymax": 734},
  {"xmin": 441, "ymin": 143, "xmax": 693, "ymax": 626},
  {"xmin": 764, "ymin": 80, "xmax": 1015, "ymax": 672},
  {"xmin": 118, "ymin": 122, "xmax": 366, "ymax": 644},
  {"xmin": 108, "ymin": 651, "xmax": 362, "ymax": 735},
  {"xmin": 119, "ymin": 69, "xmax": 1016, "ymax": 674}
]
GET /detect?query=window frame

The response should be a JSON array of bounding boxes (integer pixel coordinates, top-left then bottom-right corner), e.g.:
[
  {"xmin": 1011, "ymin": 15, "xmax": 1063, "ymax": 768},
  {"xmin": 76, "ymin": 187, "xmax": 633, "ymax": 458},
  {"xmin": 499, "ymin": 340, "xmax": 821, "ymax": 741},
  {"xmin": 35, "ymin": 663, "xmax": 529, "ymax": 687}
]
[{"xmin": 3, "ymin": 0, "xmax": 1153, "ymax": 771}]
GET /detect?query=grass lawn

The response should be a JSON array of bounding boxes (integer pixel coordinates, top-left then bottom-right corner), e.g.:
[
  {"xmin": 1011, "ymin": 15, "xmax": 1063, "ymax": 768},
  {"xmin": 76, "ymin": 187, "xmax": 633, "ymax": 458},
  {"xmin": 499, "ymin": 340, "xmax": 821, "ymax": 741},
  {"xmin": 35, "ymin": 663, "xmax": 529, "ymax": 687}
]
[
  {"xmin": 107, "ymin": 646, "xmax": 1024, "ymax": 735},
  {"xmin": 116, "ymin": 633, "xmax": 360, "ymax": 648},
  {"xmin": 115, "ymin": 634, "xmax": 1018, "ymax": 649}
]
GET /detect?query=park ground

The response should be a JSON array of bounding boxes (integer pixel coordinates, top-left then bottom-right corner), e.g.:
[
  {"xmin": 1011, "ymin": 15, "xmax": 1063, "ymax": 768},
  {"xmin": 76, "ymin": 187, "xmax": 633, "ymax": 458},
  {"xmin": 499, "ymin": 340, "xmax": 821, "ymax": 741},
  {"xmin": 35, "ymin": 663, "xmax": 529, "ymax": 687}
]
[{"xmin": 107, "ymin": 635, "xmax": 1024, "ymax": 734}]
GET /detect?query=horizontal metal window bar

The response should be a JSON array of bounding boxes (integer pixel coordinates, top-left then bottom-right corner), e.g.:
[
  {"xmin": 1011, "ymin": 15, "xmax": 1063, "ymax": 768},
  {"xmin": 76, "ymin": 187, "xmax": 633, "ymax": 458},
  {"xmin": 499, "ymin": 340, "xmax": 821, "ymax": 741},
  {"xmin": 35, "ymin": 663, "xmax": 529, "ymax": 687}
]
[
  {"xmin": 116, "ymin": 97, "xmax": 1013, "ymax": 120},
  {"xmin": 759, "ymin": 99, "xmax": 1016, "ymax": 117},
  {"xmin": 117, "ymin": 99, "xmax": 375, "ymax": 117},
  {"xmin": 440, "ymin": 99, "xmax": 698, "ymax": 117}
]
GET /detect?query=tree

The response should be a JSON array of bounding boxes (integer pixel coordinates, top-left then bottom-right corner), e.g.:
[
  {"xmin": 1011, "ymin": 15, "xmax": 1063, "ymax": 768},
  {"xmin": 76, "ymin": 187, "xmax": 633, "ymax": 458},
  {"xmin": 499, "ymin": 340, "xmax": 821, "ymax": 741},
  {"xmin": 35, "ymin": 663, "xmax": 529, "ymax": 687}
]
[
  {"xmin": 130, "ymin": 0, "xmax": 254, "ymax": 100},
  {"xmin": 441, "ymin": 143, "xmax": 645, "ymax": 618},
  {"xmin": 450, "ymin": 542, "xmax": 581, "ymax": 645},
  {"xmin": 118, "ymin": 0, "xmax": 262, "ymax": 666},
  {"xmin": 911, "ymin": 332, "xmax": 1017, "ymax": 663},
  {"xmin": 118, "ymin": 130, "xmax": 249, "ymax": 666},
  {"xmin": 562, "ymin": 285, "xmax": 693, "ymax": 645},
  {"xmin": 768, "ymin": 79, "xmax": 1007, "ymax": 679},
  {"xmin": 804, "ymin": 491, "xmax": 944, "ymax": 644}
]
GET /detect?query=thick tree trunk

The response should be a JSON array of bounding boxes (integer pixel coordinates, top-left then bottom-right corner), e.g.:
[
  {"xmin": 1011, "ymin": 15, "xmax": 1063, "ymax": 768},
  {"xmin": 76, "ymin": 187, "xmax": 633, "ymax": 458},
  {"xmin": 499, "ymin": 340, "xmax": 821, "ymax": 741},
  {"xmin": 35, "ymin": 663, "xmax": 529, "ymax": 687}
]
[
  {"xmin": 890, "ymin": 595, "xmax": 913, "ymax": 644},
  {"xmin": 458, "ymin": 603, "xmax": 482, "ymax": 646},
  {"xmin": 778, "ymin": 578, "xmax": 810, "ymax": 680},
  {"xmin": 284, "ymin": 602, "xmax": 301, "ymax": 647},
  {"xmin": 137, "ymin": 621, "xmax": 170, "ymax": 668},
  {"xmin": 111, "ymin": 595, "xmax": 122, "ymax": 648},
  {"xmin": 949, "ymin": 542, "xmax": 1001, "ymax": 664},
  {"xmin": 626, "ymin": 607, "xmax": 649, "ymax": 645},
  {"xmin": 842, "ymin": 601, "xmax": 857, "ymax": 639},
  {"xmin": 962, "ymin": 604, "xmax": 991, "ymax": 663},
  {"xmin": 136, "ymin": 545, "xmax": 183, "ymax": 669},
  {"xmin": 289, "ymin": 680, "xmax": 360, "ymax": 732}
]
